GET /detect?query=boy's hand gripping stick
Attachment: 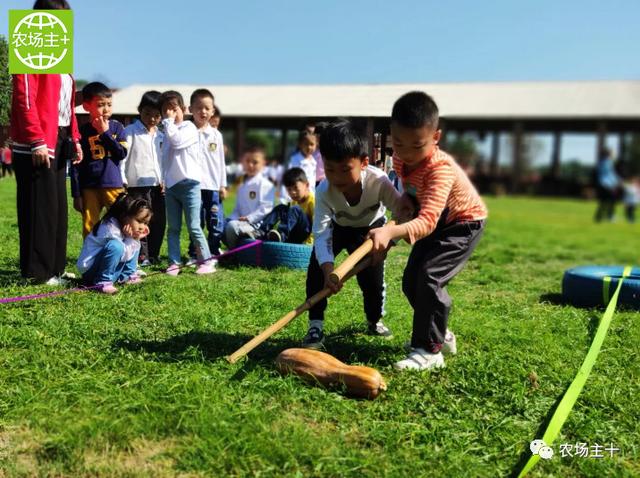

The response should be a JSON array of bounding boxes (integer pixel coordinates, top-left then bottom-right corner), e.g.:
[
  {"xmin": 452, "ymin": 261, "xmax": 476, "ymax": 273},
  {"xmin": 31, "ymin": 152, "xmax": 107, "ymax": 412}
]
[
  {"xmin": 328, "ymin": 220, "xmax": 395, "ymax": 285},
  {"xmin": 226, "ymin": 257, "xmax": 372, "ymax": 364}
]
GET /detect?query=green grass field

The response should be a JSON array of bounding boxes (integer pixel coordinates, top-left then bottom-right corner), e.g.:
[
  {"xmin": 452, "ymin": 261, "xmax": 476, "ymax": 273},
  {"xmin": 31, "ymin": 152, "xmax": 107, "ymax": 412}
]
[{"xmin": 0, "ymin": 177, "xmax": 638, "ymax": 477}]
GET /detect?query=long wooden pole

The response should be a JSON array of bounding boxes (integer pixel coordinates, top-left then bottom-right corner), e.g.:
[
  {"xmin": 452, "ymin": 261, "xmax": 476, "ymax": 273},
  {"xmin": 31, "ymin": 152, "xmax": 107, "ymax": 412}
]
[
  {"xmin": 226, "ymin": 258, "xmax": 372, "ymax": 364},
  {"xmin": 328, "ymin": 221, "xmax": 395, "ymax": 285}
]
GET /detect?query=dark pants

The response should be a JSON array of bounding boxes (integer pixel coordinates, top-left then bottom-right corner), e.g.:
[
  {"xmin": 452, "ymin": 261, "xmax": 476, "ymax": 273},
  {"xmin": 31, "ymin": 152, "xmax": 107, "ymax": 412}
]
[
  {"xmin": 403, "ymin": 219, "xmax": 485, "ymax": 353},
  {"xmin": 625, "ymin": 205, "xmax": 636, "ymax": 223},
  {"xmin": 258, "ymin": 204, "xmax": 310, "ymax": 243},
  {"xmin": 189, "ymin": 189, "xmax": 224, "ymax": 257},
  {"xmin": 306, "ymin": 217, "xmax": 386, "ymax": 324},
  {"xmin": 1, "ymin": 163, "xmax": 12, "ymax": 177},
  {"xmin": 594, "ymin": 187, "xmax": 618, "ymax": 222},
  {"xmin": 127, "ymin": 185, "xmax": 166, "ymax": 262},
  {"xmin": 13, "ymin": 128, "xmax": 70, "ymax": 282}
]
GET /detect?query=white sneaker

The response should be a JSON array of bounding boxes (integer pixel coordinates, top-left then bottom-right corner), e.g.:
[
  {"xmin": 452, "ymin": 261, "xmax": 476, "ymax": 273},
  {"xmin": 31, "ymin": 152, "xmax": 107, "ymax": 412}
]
[
  {"xmin": 195, "ymin": 260, "xmax": 216, "ymax": 275},
  {"xmin": 135, "ymin": 268, "xmax": 147, "ymax": 277},
  {"xmin": 404, "ymin": 330, "xmax": 457, "ymax": 355},
  {"xmin": 394, "ymin": 348, "xmax": 445, "ymax": 371},
  {"xmin": 45, "ymin": 276, "xmax": 69, "ymax": 286}
]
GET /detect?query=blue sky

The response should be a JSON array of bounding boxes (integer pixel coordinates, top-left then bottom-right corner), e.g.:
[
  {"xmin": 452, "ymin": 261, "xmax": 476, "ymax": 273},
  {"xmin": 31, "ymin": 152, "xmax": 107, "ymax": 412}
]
[
  {"xmin": 2, "ymin": 0, "xmax": 638, "ymax": 164},
  {"xmin": 2, "ymin": 0, "xmax": 639, "ymax": 86}
]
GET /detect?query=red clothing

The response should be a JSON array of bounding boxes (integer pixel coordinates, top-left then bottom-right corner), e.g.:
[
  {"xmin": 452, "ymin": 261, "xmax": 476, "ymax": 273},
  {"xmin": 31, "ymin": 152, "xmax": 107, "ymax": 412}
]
[
  {"xmin": 9, "ymin": 74, "xmax": 80, "ymax": 158},
  {"xmin": 393, "ymin": 147, "xmax": 488, "ymax": 244},
  {"xmin": 1, "ymin": 148, "xmax": 11, "ymax": 165}
]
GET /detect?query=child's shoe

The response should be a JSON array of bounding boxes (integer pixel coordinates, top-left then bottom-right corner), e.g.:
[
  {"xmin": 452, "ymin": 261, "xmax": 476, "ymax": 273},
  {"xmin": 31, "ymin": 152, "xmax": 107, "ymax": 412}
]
[
  {"xmin": 139, "ymin": 259, "xmax": 152, "ymax": 267},
  {"xmin": 124, "ymin": 274, "xmax": 143, "ymax": 285},
  {"xmin": 165, "ymin": 264, "xmax": 181, "ymax": 276},
  {"xmin": 366, "ymin": 320, "xmax": 393, "ymax": 338},
  {"xmin": 97, "ymin": 282, "xmax": 118, "ymax": 295},
  {"xmin": 45, "ymin": 276, "xmax": 69, "ymax": 286},
  {"xmin": 135, "ymin": 268, "xmax": 147, "ymax": 277},
  {"xmin": 443, "ymin": 329, "xmax": 457, "ymax": 355},
  {"xmin": 266, "ymin": 229, "xmax": 282, "ymax": 242},
  {"xmin": 301, "ymin": 326, "xmax": 325, "ymax": 349},
  {"xmin": 404, "ymin": 329, "xmax": 457, "ymax": 355},
  {"xmin": 195, "ymin": 259, "xmax": 217, "ymax": 275},
  {"xmin": 394, "ymin": 348, "xmax": 445, "ymax": 371},
  {"xmin": 185, "ymin": 257, "xmax": 198, "ymax": 267}
]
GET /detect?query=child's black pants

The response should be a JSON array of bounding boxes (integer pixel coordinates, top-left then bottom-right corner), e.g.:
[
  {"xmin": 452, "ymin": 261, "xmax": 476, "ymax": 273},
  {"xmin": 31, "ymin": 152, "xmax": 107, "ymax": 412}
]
[
  {"xmin": 306, "ymin": 217, "xmax": 386, "ymax": 324},
  {"xmin": 403, "ymin": 218, "xmax": 485, "ymax": 352}
]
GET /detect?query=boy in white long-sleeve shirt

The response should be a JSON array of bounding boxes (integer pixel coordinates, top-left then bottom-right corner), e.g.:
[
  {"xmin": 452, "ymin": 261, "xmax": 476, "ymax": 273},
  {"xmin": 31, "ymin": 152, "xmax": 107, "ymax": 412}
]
[
  {"xmin": 160, "ymin": 90, "xmax": 214, "ymax": 276},
  {"xmin": 224, "ymin": 146, "xmax": 275, "ymax": 248},
  {"xmin": 121, "ymin": 90, "xmax": 165, "ymax": 265},
  {"xmin": 301, "ymin": 119, "xmax": 403, "ymax": 349},
  {"xmin": 188, "ymin": 89, "xmax": 227, "ymax": 257}
]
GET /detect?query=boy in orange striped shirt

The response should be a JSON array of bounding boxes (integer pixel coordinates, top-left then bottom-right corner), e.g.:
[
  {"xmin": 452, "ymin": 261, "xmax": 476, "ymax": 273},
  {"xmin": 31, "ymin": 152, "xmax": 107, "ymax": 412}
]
[{"xmin": 369, "ymin": 91, "xmax": 488, "ymax": 371}]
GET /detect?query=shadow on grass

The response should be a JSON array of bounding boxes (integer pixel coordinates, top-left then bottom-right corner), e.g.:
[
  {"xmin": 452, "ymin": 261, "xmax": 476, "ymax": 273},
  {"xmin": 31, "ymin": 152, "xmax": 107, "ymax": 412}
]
[
  {"xmin": 112, "ymin": 327, "xmax": 399, "ymax": 369},
  {"xmin": 538, "ymin": 292, "xmax": 569, "ymax": 306},
  {"xmin": 0, "ymin": 266, "xmax": 27, "ymax": 289}
]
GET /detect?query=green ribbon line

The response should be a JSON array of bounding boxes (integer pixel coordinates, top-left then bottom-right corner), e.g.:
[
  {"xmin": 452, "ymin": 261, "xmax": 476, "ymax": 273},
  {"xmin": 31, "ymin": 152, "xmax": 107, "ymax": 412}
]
[
  {"xmin": 518, "ymin": 266, "xmax": 632, "ymax": 477},
  {"xmin": 602, "ymin": 276, "xmax": 611, "ymax": 306}
]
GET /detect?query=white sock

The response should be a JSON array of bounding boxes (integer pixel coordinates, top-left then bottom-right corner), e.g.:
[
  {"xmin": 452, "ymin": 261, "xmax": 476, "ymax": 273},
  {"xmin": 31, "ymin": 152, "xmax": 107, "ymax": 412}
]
[{"xmin": 309, "ymin": 320, "xmax": 323, "ymax": 331}]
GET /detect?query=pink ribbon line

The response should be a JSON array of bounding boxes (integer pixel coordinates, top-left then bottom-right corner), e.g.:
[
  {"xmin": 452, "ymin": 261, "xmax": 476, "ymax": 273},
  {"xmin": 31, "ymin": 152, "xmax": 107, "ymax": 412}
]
[{"xmin": 0, "ymin": 240, "xmax": 263, "ymax": 305}]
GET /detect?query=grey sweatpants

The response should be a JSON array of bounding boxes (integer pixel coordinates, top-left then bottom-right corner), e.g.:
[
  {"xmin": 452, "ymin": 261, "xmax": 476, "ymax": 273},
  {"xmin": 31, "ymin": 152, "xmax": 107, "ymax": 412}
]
[{"xmin": 403, "ymin": 218, "xmax": 485, "ymax": 353}]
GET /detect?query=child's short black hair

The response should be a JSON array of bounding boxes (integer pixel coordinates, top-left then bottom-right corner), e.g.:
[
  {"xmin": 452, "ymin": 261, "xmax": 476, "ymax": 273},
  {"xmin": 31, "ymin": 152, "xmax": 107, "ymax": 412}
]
[
  {"xmin": 92, "ymin": 193, "xmax": 152, "ymax": 236},
  {"xmin": 297, "ymin": 129, "xmax": 316, "ymax": 145},
  {"xmin": 244, "ymin": 145, "xmax": 266, "ymax": 158},
  {"xmin": 213, "ymin": 106, "xmax": 222, "ymax": 118},
  {"xmin": 283, "ymin": 167, "xmax": 308, "ymax": 187},
  {"xmin": 190, "ymin": 88, "xmax": 215, "ymax": 105},
  {"xmin": 137, "ymin": 90, "xmax": 161, "ymax": 112},
  {"xmin": 316, "ymin": 119, "xmax": 366, "ymax": 163},
  {"xmin": 82, "ymin": 82, "xmax": 112, "ymax": 102},
  {"xmin": 159, "ymin": 90, "xmax": 185, "ymax": 109},
  {"xmin": 33, "ymin": 0, "xmax": 70, "ymax": 9},
  {"xmin": 391, "ymin": 91, "xmax": 439, "ymax": 129}
]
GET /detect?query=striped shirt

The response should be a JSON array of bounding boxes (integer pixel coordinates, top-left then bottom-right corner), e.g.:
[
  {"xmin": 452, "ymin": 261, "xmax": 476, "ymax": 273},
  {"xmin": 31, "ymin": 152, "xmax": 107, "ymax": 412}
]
[{"xmin": 393, "ymin": 147, "xmax": 488, "ymax": 244}]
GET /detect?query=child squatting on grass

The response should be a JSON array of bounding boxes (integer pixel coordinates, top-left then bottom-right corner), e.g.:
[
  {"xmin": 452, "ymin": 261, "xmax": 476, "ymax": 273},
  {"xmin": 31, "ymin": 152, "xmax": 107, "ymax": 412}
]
[
  {"xmin": 368, "ymin": 91, "xmax": 488, "ymax": 371},
  {"xmin": 301, "ymin": 119, "xmax": 405, "ymax": 349},
  {"xmin": 255, "ymin": 167, "xmax": 315, "ymax": 244},
  {"xmin": 76, "ymin": 193, "xmax": 152, "ymax": 295}
]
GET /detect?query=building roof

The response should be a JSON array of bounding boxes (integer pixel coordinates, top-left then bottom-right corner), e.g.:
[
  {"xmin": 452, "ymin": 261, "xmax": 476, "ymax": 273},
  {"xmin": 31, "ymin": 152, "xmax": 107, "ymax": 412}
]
[{"xmin": 87, "ymin": 80, "xmax": 640, "ymax": 120}]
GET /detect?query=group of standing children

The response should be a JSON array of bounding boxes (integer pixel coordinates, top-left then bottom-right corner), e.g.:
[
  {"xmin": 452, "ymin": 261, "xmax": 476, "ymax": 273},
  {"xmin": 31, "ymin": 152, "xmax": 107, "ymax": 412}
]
[{"xmin": 73, "ymin": 84, "xmax": 228, "ymax": 291}]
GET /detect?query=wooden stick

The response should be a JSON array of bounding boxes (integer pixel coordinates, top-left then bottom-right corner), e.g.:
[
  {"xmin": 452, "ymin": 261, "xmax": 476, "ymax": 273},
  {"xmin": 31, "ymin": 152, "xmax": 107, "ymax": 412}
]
[
  {"xmin": 328, "ymin": 221, "xmax": 395, "ymax": 284},
  {"xmin": 226, "ymin": 257, "xmax": 372, "ymax": 364}
]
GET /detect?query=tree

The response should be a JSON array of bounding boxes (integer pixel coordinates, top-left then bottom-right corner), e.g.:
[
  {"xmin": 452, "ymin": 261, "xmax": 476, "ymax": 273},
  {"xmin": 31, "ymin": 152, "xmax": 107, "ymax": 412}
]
[
  {"xmin": 447, "ymin": 136, "xmax": 477, "ymax": 168},
  {"xmin": 627, "ymin": 134, "xmax": 640, "ymax": 176},
  {"xmin": 246, "ymin": 129, "xmax": 284, "ymax": 161},
  {"xmin": 0, "ymin": 35, "xmax": 11, "ymax": 126}
]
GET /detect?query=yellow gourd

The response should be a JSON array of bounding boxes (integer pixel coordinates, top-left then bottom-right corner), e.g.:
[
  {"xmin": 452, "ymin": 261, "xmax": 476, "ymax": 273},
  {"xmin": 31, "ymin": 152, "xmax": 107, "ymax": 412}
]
[{"xmin": 275, "ymin": 348, "xmax": 387, "ymax": 399}]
